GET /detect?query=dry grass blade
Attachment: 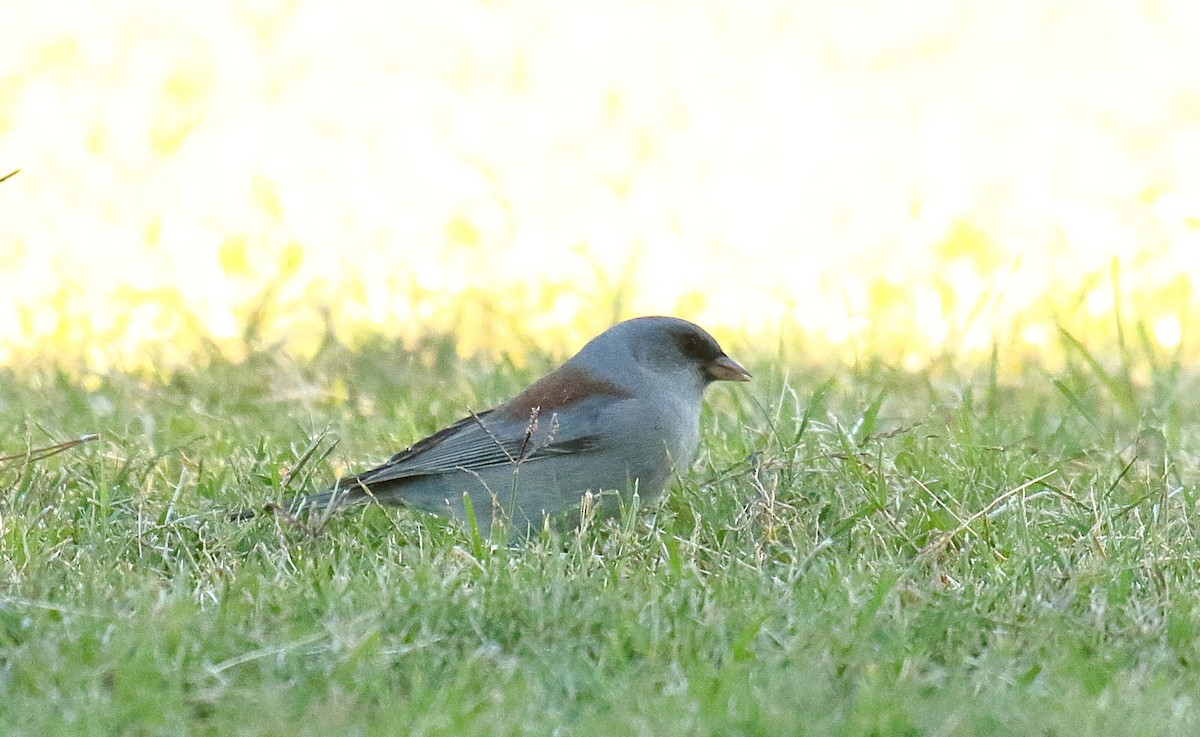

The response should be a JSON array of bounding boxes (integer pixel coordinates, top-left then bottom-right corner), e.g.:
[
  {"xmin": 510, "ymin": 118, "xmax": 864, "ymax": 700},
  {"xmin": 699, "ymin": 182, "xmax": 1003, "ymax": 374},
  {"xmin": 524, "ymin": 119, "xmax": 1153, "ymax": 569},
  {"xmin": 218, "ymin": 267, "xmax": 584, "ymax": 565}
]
[
  {"xmin": 281, "ymin": 429, "xmax": 338, "ymax": 490},
  {"xmin": 0, "ymin": 433, "xmax": 99, "ymax": 464},
  {"xmin": 468, "ymin": 408, "xmax": 518, "ymax": 465},
  {"xmin": 919, "ymin": 470, "xmax": 1058, "ymax": 559}
]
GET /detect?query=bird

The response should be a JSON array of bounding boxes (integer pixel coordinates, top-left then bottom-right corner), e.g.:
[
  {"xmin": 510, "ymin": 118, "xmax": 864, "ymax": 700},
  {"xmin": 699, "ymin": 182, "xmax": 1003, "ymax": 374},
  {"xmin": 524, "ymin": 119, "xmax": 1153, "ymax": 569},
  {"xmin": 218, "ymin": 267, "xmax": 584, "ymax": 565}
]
[{"xmin": 235, "ymin": 316, "xmax": 750, "ymax": 537}]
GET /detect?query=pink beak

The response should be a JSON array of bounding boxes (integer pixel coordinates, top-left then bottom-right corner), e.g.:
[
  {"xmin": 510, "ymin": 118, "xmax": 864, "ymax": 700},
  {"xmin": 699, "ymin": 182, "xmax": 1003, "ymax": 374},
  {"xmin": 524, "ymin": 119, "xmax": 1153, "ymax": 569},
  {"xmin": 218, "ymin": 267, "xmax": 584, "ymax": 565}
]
[{"xmin": 705, "ymin": 355, "xmax": 752, "ymax": 382}]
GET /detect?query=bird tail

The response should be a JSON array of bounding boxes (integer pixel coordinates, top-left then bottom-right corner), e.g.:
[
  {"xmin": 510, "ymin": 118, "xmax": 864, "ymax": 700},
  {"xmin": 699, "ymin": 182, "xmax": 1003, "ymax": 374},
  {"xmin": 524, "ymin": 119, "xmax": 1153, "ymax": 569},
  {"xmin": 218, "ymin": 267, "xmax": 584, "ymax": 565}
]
[{"xmin": 228, "ymin": 482, "xmax": 371, "ymax": 522}]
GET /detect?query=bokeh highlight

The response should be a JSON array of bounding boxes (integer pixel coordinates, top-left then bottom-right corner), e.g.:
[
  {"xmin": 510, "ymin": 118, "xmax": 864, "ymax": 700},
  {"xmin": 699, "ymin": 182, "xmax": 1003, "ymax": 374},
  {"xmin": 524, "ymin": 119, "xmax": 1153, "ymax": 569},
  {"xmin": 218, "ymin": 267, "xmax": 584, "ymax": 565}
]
[{"xmin": 3, "ymin": 1, "xmax": 1200, "ymax": 370}]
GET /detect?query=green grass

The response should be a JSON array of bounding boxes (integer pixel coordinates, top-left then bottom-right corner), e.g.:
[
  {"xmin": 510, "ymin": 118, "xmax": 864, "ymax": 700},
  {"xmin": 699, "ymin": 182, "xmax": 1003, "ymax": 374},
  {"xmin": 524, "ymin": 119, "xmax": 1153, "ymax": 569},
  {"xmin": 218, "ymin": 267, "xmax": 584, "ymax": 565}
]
[{"xmin": 4, "ymin": 331, "xmax": 1200, "ymax": 736}]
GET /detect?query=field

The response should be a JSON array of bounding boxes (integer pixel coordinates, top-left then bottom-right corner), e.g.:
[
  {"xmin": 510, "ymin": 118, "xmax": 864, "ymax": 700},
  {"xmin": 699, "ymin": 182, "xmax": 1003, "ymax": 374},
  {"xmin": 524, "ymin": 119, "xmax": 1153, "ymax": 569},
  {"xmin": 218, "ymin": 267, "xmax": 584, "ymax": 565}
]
[
  {"xmin": 3, "ymin": 328, "xmax": 1199, "ymax": 736},
  {"xmin": 5, "ymin": 4, "xmax": 1200, "ymax": 732}
]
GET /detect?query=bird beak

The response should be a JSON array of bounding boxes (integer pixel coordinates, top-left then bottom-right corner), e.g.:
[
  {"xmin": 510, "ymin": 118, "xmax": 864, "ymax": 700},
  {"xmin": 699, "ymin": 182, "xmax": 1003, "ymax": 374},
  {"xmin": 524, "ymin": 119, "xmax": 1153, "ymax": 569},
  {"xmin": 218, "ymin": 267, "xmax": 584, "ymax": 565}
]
[{"xmin": 705, "ymin": 354, "xmax": 752, "ymax": 382}]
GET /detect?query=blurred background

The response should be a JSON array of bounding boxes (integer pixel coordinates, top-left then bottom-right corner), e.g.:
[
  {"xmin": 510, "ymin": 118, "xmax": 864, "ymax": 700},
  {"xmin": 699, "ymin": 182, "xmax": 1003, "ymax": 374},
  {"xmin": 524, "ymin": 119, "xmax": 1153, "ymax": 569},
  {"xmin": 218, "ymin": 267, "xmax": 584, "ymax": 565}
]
[{"xmin": 2, "ymin": 0, "xmax": 1199, "ymax": 372}]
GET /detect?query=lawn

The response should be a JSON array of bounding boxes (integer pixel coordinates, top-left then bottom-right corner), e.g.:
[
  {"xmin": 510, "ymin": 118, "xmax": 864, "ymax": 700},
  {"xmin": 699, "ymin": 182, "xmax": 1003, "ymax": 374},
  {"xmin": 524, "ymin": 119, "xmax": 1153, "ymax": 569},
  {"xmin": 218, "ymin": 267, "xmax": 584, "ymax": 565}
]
[{"xmin": 2, "ymin": 330, "xmax": 1199, "ymax": 736}]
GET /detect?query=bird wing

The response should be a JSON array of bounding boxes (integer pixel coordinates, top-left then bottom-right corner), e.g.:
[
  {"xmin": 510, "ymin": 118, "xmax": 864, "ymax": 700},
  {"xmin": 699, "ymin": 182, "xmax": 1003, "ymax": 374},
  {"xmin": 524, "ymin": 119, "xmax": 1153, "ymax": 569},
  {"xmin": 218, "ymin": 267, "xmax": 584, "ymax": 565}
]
[{"xmin": 337, "ymin": 409, "xmax": 600, "ymax": 489}]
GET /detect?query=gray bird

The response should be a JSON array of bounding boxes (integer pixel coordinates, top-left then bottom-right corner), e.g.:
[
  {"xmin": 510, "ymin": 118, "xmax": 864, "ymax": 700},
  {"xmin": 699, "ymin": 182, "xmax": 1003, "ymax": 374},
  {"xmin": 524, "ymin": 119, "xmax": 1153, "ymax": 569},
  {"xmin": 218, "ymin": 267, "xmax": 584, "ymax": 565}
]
[{"xmin": 238, "ymin": 316, "xmax": 750, "ymax": 536}]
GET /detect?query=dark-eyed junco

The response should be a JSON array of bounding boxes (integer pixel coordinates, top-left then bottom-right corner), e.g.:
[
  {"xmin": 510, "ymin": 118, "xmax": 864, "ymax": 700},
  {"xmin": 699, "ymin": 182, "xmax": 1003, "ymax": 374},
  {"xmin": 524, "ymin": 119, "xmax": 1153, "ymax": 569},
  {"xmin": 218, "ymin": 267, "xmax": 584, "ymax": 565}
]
[{"xmin": 237, "ymin": 316, "xmax": 750, "ymax": 536}]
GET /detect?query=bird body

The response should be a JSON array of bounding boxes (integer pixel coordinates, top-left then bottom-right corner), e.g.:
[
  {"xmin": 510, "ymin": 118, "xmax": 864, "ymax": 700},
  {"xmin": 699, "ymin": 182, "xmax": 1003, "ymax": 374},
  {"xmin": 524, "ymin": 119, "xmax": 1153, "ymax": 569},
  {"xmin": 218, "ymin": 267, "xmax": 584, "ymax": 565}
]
[{"xmin": 242, "ymin": 317, "xmax": 749, "ymax": 536}]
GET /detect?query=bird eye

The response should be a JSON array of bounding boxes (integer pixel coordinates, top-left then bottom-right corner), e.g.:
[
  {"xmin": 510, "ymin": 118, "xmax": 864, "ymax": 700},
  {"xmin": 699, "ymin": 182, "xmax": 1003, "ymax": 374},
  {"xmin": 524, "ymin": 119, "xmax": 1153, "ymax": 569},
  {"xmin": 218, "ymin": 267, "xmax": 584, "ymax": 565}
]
[{"xmin": 674, "ymin": 331, "xmax": 716, "ymax": 361}]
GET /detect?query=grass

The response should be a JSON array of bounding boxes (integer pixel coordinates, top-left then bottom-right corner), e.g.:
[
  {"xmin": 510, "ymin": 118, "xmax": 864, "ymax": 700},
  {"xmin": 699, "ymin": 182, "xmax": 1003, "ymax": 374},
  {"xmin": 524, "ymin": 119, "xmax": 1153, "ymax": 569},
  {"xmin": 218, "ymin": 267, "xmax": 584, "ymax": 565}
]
[{"xmin": 3, "ymin": 329, "xmax": 1200, "ymax": 736}]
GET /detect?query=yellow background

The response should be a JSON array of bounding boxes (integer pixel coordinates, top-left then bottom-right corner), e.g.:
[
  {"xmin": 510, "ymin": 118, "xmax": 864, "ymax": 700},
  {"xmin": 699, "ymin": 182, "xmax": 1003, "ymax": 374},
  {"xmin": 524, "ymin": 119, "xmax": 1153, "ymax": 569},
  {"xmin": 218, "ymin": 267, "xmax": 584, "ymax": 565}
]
[{"xmin": 3, "ymin": 1, "xmax": 1199, "ymax": 369}]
